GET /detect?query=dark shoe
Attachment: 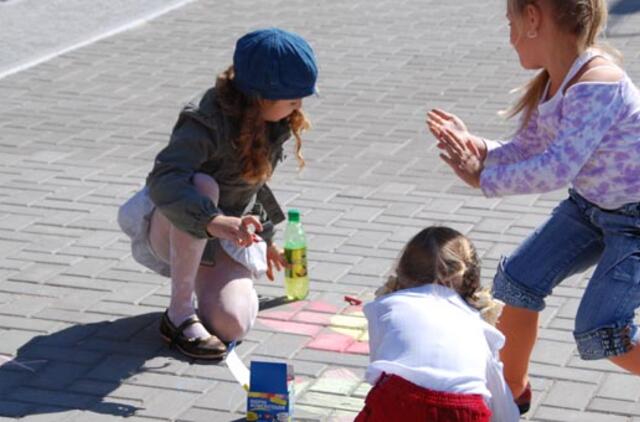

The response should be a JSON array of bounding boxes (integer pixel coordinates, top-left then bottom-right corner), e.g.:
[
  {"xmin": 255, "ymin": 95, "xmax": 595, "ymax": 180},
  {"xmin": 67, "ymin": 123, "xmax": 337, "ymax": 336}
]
[
  {"xmin": 159, "ymin": 311, "xmax": 227, "ymax": 360},
  {"xmin": 515, "ymin": 382, "xmax": 532, "ymax": 415}
]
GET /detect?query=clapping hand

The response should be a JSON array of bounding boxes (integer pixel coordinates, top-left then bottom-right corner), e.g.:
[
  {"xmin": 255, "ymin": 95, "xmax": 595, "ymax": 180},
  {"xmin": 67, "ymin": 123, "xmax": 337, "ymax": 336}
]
[
  {"xmin": 438, "ymin": 128, "xmax": 484, "ymax": 188},
  {"xmin": 426, "ymin": 109, "xmax": 486, "ymax": 189},
  {"xmin": 427, "ymin": 108, "xmax": 471, "ymax": 141}
]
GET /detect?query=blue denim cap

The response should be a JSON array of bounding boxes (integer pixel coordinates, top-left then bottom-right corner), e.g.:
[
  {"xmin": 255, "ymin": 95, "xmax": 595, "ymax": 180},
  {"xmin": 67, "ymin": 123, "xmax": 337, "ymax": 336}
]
[{"xmin": 233, "ymin": 28, "xmax": 318, "ymax": 100}]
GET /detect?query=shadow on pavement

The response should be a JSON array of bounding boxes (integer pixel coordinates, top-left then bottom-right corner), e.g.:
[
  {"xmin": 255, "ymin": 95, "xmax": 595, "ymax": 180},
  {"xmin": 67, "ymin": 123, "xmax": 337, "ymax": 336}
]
[
  {"xmin": 0, "ymin": 312, "xmax": 222, "ymax": 419},
  {"xmin": 258, "ymin": 294, "xmax": 294, "ymax": 311},
  {"xmin": 610, "ymin": 0, "xmax": 640, "ymax": 15},
  {"xmin": 606, "ymin": 0, "xmax": 640, "ymax": 38}
]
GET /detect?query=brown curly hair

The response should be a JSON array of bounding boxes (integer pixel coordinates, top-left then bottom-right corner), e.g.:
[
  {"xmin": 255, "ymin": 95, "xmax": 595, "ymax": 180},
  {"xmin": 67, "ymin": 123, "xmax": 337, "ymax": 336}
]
[
  {"xmin": 215, "ymin": 66, "xmax": 310, "ymax": 184},
  {"xmin": 375, "ymin": 226, "xmax": 504, "ymax": 325}
]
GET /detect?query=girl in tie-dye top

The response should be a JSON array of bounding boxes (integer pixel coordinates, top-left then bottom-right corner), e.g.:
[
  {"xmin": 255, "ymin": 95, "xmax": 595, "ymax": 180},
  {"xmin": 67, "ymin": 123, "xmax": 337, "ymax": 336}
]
[{"xmin": 427, "ymin": 0, "xmax": 640, "ymax": 416}]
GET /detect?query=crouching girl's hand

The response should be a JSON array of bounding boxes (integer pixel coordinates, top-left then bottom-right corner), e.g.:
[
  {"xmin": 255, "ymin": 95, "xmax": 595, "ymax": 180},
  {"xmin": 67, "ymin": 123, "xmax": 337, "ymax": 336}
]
[
  {"xmin": 266, "ymin": 244, "xmax": 287, "ymax": 281},
  {"xmin": 206, "ymin": 215, "xmax": 263, "ymax": 247}
]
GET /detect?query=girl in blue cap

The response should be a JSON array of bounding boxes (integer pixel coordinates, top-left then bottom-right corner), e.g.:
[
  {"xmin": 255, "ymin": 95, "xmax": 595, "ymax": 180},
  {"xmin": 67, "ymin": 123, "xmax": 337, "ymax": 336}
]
[{"xmin": 118, "ymin": 28, "xmax": 318, "ymax": 359}]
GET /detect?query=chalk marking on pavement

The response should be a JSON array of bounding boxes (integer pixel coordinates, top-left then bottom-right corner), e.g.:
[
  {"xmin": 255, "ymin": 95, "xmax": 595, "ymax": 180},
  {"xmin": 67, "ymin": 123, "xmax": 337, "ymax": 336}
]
[
  {"xmin": 0, "ymin": 354, "xmax": 47, "ymax": 372},
  {"xmin": 0, "ymin": 0, "xmax": 196, "ymax": 81}
]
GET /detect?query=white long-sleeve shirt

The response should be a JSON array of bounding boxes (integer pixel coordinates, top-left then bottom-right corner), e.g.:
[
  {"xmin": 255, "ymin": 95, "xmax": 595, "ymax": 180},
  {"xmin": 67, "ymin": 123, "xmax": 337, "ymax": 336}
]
[{"xmin": 364, "ymin": 284, "xmax": 520, "ymax": 422}]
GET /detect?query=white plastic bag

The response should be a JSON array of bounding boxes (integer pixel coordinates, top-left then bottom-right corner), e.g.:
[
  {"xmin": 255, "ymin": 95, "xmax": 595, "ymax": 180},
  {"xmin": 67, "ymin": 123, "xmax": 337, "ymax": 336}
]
[{"xmin": 219, "ymin": 237, "xmax": 268, "ymax": 278}]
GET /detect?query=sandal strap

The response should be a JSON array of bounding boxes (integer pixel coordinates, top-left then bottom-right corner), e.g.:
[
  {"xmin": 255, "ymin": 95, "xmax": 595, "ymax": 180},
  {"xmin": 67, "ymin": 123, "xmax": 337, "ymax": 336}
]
[{"xmin": 171, "ymin": 315, "xmax": 203, "ymax": 346}]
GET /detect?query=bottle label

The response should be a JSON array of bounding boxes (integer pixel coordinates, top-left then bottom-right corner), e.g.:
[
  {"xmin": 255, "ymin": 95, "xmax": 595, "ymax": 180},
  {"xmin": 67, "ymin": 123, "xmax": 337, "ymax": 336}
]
[{"xmin": 285, "ymin": 247, "xmax": 307, "ymax": 279}]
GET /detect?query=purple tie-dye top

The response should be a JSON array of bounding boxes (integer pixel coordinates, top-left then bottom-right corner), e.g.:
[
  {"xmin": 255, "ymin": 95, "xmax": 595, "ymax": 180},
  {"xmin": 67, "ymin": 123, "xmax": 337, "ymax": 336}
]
[{"xmin": 480, "ymin": 51, "xmax": 640, "ymax": 210}]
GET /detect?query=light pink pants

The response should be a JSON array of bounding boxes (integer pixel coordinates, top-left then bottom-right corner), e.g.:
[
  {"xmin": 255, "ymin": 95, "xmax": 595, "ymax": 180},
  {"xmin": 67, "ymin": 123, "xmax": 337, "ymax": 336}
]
[{"xmin": 148, "ymin": 173, "xmax": 259, "ymax": 342}]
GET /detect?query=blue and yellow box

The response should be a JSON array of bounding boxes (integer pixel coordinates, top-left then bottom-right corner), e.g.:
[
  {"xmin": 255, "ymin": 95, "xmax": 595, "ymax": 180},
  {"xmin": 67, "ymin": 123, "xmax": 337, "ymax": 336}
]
[{"xmin": 246, "ymin": 361, "xmax": 294, "ymax": 422}]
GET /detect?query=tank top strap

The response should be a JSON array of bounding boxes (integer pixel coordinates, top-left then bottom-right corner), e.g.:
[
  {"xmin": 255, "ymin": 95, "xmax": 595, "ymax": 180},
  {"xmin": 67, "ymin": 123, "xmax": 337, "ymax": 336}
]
[{"xmin": 557, "ymin": 49, "xmax": 600, "ymax": 93}]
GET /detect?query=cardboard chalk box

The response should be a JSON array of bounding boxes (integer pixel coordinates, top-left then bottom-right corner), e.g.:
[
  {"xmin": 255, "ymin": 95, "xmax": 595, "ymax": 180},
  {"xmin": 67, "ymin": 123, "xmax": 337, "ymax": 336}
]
[{"xmin": 246, "ymin": 361, "xmax": 294, "ymax": 422}]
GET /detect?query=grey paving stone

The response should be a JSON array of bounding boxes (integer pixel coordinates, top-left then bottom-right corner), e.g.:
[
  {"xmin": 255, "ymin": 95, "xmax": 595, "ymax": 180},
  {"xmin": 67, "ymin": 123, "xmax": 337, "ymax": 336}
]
[
  {"xmin": 85, "ymin": 354, "xmax": 155, "ymax": 383},
  {"xmin": 176, "ymin": 406, "xmax": 241, "ymax": 422},
  {"xmin": 589, "ymin": 397, "xmax": 640, "ymax": 417},
  {"xmin": 0, "ymin": 315, "xmax": 61, "ymax": 333},
  {"xmin": 544, "ymin": 381, "xmax": 598, "ymax": 410},
  {"xmin": 531, "ymin": 339, "xmax": 576, "ymax": 366},
  {"xmin": 297, "ymin": 391, "xmax": 363, "ymax": 413},
  {"xmin": 251, "ymin": 333, "xmax": 310, "ymax": 360},
  {"xmin": 1, "ymin": 0, "xmax": 639, "ymax": 419},
  {"xmin": 530, "ymin": 362, "xmax": 604, "ymax": 384},
  {"xmin": 126, "ymin": 372, "xmax": 213, "ymax": 393},
  {"xmin": 0, "ymin": 296, "xmax": 51, "ymax": 317},
  {"xmin": 597, "ymin": 373, "xmax": 640, "ymax": 402},
  {"xmin": 7, "ymin": 264, "xmax": 65, "ymax": 284},
  {"xmin": 534, "ymin": 406, "xmax": 629, "ymax": 422},
  {"xmin": 193, "ymin": 381, "xmax": 245, "ymax": 413},
  {"xmin": 131, "ymin": 389, "xmax": 200, "ymax": 420},
  {"xmin": 335, "ymin": 244, "xmax": 399, "ymax": 260},
  {"xmin": 6, "ymin": 387, "xmax": 97, "ymax": 409},
  {"xmin": 295, "ymin": 349, "xmax": 370, "ymax": 368}
]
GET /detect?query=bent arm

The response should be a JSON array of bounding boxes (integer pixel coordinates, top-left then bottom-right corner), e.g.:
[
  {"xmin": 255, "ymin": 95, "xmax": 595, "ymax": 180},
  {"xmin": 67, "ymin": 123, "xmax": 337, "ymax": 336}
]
[
  {"xmin": 480, "ymin": 84, "xmax": 623, "ymax": 197},
  {"xmin": 147, "ymin": 117, "xmax": 220, "ymax": 239},
  {"xmin": 484, "ymin": 111, "xmax": 543, "ymax": 166}
]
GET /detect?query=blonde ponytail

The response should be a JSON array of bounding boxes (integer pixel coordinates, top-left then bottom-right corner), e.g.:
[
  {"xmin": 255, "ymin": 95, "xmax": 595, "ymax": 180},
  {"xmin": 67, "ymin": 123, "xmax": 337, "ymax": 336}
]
[
  {"xmin": 585, "ymin": 0, "xmax": 606, "ymax": 47},
  {"xmin": 503, "ymin": 70, "xmax": 549, "ymax": 125},
  {"xmin": 504, "ymin": 0, "xmax": 620, "ymax": 129},
  {"xmin": 466, "ymin": 287, "xmax": 505, "ymax": 326}
]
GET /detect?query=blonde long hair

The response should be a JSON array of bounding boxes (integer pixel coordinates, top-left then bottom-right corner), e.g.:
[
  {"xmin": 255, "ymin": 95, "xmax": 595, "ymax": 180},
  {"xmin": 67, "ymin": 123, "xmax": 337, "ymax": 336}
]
[
  {"xmin": 375, "ymin": 226, "xmax": 504, "ymax": 325},
  {"xmin": 215, "ymin": 66, "xmax": 310, "ymax": 184},
  {"xmin": 505, "ymin": 0, "xmax": 620, "ymax": 128}
]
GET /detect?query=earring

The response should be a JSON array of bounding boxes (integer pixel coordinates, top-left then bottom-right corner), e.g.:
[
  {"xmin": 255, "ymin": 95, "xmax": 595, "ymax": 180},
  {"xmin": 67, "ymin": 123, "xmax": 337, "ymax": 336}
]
[{"xmin": 526, "ymin": 30, "xmax": 538, "ymax": 39}]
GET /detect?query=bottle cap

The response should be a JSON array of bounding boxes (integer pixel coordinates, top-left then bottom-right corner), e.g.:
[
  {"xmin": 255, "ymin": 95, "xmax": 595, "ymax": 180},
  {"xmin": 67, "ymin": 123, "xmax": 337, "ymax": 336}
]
[{"xmin": 288, "ymin": 209, "xmax": 300, "ymax": 223}]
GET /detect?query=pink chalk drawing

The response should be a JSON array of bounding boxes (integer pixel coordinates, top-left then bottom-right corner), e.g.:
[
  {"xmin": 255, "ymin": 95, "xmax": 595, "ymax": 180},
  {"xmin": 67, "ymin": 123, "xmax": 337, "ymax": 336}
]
[
  {"xmin": 256, "ymin": 300, "xmax": 372, "ymax": 418},
  {"xmin": 256, "ymin": 300, "xmax": 369, "ymax": 355}
]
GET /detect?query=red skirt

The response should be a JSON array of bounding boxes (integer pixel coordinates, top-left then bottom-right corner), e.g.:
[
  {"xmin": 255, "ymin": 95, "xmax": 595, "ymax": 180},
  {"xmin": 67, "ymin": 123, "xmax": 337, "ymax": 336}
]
[{"xmin": 355, "ymin": 373, "xmax": 492, "ymax": 422}]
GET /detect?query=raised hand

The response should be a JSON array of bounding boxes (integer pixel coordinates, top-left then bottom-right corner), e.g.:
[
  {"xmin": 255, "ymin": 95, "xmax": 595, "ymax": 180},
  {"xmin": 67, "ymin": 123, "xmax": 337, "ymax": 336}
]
[
  {"xmin": 427, "ymin": 108, "xmax": 468, "ymax": 137},
  {"xmin": 426, "ymin": 109, "xmax": 487, "ymax": 161},
  {"xmin": 438, "ymin": 127, "xmax": 484, "ymax": 188}
]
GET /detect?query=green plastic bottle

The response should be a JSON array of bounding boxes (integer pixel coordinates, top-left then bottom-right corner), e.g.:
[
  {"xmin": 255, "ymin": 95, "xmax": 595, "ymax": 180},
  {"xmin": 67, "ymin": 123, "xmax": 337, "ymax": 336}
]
[{"xmin": 284, "ymin": 209, "xmax": 309, "ymax": 300}]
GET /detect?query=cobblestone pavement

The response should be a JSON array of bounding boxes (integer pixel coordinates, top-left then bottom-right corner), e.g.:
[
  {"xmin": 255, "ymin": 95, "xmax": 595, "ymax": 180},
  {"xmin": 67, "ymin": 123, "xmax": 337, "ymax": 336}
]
[
  {"xmin": 0, "ymin": 0, "xmax": 192, "ymax": 78},
  {"xmin": 1, "ymin": 0, "xmax": 640, "ymax": 421}
]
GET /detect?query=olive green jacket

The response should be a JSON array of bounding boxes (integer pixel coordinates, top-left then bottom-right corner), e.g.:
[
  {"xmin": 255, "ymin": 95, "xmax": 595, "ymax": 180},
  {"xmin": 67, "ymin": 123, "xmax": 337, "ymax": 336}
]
[{"xmin": 146, "ymin": 87, "xmax": 289, "ymax": 244}]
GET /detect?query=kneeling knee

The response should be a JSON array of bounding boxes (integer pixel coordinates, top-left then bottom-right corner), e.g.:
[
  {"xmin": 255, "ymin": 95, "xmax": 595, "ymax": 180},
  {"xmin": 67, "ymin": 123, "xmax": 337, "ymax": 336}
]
[{"xmin": 213, "ymin": 311, "xmax": 256, "ymax": 342}]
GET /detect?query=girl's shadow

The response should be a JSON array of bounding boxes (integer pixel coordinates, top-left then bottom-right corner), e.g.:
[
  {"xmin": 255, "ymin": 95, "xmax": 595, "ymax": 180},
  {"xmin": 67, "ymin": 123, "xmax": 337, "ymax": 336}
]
[
  {"xmin": 610, "ymin": 0, "xmax": 640, "ymax": 15},
  {"xmin": 607, "ymin": 0, "xmax": 640, "ymax": 38},
  {"xmin": 0, "ymin": 312, "xmax": 221, "ymax": 419}
]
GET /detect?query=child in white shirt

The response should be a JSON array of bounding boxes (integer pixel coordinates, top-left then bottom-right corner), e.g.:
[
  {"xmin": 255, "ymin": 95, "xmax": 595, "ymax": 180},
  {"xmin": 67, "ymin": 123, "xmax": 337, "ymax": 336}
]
[{"xmin": 356, "ymin": 226, "xmax": 519, "ymax": 422}]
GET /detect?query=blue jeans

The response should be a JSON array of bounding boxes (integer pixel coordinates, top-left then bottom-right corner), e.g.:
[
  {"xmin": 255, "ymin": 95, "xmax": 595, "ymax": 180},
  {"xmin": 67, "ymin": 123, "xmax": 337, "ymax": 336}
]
[{"xmin": 492, "ymin": 190, "xmax": 640, "ymax": 360}]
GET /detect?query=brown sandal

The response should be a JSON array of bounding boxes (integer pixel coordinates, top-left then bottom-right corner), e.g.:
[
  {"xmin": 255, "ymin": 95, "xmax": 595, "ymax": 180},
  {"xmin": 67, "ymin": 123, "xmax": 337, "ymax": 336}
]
[{"xmin": 159, "ymin": 310, "xmax": 227, "ymax": 360}]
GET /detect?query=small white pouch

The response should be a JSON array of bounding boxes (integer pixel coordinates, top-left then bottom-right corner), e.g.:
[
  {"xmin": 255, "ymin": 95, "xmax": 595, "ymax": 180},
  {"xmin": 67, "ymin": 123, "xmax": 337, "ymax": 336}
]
[{"xmin": 219, "ymin": 237, "xmax": 268, "ymax": 278}]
